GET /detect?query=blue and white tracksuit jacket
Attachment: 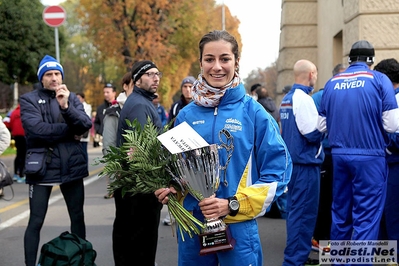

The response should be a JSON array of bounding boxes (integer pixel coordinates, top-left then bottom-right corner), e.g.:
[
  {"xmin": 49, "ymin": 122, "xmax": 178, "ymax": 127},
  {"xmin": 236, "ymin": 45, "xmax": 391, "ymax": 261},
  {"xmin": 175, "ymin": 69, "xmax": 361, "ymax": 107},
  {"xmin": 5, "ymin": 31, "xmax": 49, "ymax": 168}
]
[
  {"xmin": 280, "ymin": 84, "xmax": 324, "ymax": 266},
  {"xmin": 318, "ymin": 62, "xmax": 399, "ymax": 246},
  {"xmin": 175, "ymin": 83, "xmax": 292, "ymax": 266},
  {"xmin": 280, "ymin": 84, "xmax": 324, "ymax": 165}
]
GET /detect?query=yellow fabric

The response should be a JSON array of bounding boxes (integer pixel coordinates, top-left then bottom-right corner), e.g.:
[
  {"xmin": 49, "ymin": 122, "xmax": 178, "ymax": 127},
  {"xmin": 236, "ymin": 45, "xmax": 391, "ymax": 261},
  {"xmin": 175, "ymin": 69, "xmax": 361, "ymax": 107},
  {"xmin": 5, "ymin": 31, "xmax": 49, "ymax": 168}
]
[{"xmin": 224, "ymin": 163, "xmax": 277, "ymax": 223}]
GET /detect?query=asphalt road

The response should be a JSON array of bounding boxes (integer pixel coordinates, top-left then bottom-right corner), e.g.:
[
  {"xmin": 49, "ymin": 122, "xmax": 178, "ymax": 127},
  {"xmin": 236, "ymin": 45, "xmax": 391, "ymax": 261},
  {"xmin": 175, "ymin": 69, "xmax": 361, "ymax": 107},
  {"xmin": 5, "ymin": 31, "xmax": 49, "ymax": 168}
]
[{"xmin": 0, "ymin": 146, "xmax": 318, "ymax": 266}]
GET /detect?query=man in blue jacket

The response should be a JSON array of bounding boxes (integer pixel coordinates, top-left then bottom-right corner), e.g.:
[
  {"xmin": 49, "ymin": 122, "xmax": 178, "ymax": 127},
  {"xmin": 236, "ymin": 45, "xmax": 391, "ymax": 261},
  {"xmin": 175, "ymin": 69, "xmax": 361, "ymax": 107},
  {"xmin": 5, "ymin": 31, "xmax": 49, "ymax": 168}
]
[
  {"xmin": 318, "ymin": 41, "xmax": 399, "ymax": 254},
  {"xmin": 20, "ymin": 55, "xmax": 92, "ymax": 266},
  {"xmin": 280, "ymin": 59, "xmax": 325, "ymax": 266}
]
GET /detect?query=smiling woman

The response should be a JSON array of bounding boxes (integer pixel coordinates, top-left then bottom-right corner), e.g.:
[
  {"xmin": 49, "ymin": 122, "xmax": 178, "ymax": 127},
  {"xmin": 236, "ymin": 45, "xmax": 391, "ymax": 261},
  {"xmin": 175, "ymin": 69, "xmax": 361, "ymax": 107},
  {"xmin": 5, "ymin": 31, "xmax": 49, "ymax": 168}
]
[
  {"xmin": 154, "ymin": 30, "xmax": 292, "ymax": 266},
  {"xmin": 199, "ymin": 36, "xmax": 239, "ymax": 88}
]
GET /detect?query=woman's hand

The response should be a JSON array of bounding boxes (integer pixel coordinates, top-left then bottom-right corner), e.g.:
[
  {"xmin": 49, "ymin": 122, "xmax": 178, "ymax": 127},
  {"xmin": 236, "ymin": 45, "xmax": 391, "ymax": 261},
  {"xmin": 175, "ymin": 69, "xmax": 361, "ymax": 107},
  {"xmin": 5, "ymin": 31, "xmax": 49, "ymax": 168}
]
[
  {"xmin": 198, "ymin": 195, "xmax": 229, "ymax": 219},
  {"xmin": 154, "ymin": 187, "xmax": 177, "ymax": 205}
]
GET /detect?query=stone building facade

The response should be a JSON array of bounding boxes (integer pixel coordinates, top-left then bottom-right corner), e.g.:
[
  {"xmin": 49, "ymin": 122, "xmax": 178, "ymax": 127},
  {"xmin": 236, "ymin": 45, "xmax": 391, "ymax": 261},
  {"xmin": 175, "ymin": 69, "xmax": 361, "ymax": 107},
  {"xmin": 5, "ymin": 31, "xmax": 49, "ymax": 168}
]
[{"xmin": 277, "ymin": 0, "xmax": 399, "ymax": 103}]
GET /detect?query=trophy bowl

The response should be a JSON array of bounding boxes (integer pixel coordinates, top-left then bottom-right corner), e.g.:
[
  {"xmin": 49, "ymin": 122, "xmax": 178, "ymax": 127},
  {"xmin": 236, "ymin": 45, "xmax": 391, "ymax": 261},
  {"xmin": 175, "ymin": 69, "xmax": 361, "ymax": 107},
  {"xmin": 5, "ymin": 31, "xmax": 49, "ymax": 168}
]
[{"xmin": 175, "ymin": 144, "xmax": 235, "ymax": 255}]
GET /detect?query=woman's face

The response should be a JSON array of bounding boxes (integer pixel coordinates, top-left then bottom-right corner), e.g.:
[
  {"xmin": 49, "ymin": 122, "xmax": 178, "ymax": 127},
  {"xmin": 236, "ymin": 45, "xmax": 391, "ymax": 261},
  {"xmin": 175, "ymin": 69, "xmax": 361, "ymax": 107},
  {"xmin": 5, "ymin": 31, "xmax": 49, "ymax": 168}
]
[{"xmin": 200, "ymin": 40, "xmax": 238, "ymax": 88}]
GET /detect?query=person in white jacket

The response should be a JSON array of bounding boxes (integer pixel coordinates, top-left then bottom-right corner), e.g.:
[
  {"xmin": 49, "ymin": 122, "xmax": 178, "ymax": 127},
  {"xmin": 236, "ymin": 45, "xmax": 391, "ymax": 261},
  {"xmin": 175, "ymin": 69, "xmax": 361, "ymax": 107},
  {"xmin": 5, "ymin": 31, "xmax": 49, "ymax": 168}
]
[
  {"xmin": 0, "ymin": 116, "xmax": 11, "ymax": 197},
  {"xmin": 0, "ymin": 116, "xmax": 11, "ymax": 154},
  {"xmin": 101, "ymin": 72, "xmax": 132, "ymax": 199},
  {"xmin": 76, "ymin": 92, "xmax": 92, "ymax": 163}
]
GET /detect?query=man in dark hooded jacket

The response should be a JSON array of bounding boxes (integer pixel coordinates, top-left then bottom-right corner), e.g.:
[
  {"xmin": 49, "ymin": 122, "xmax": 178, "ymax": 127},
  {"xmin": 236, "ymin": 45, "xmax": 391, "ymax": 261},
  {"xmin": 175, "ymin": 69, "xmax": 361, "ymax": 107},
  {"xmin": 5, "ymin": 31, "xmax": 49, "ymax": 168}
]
[
  {"xmin": 20, "ymin": 55, "xmax": 92, "ymax": 266},
  {"xmin": 168, "ymin": 76, "xmax": 195, "ymax": 128},
  {"xmin": 254, "ymin": 84, "xmax": 279, "ymax": 122}
]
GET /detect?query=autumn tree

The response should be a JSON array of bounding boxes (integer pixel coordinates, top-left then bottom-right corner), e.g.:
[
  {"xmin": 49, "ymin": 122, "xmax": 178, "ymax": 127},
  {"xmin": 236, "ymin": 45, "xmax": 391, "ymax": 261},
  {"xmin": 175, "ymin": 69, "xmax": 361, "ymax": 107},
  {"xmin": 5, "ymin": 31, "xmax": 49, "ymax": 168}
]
[
  {"xmin": 0, "ymin": 0, "xmax": 66, "ymax": 109},
  {"xmin": 0, "ymin": 0, "xmax": 66, "ymax": 84},
  {"xmin": 75, "ymin": 0, "xmax": 241, "ymax": 108},
  {"xmin": 244, "ymin": 62, "xmax": 278, "ymax": 99}
]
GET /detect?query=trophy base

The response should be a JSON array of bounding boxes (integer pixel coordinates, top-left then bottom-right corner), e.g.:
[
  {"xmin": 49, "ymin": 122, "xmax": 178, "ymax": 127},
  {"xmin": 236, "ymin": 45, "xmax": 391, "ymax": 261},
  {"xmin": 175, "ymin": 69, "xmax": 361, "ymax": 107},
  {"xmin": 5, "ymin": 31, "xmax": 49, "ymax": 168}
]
[{"xmin": 199, "ymin": 226, "xmax": 236, "ymax": 256}]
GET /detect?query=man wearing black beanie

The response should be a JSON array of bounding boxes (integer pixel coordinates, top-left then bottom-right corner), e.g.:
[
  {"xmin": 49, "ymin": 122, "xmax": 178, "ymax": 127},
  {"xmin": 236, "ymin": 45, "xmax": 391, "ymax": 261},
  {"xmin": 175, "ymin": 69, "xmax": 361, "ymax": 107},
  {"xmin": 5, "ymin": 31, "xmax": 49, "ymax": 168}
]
[
  {"xmin": 113, "ymin": 60, "xmax": 163, "ymax": 265},
  {"xmin": 318, "ymin": 40, "xmax": 399, "ymax": 254}
]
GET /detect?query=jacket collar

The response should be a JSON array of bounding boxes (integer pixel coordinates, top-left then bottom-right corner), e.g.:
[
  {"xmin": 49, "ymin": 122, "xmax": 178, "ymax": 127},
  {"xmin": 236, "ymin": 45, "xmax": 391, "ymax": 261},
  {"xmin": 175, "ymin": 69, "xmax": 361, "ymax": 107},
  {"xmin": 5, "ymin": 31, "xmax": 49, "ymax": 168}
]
[
  {"xmin": 292, "ymin": 83, "xmax": 313, "ymax": 95},
  {"xmin": 133, "ymin": 86, "xmax": 157, "ymax": 101},
  {"xmin": 39, "ymin": 87, "xmax": 56, "ymax": 98},
  {"xmin": 219, "ymin": 83, "xmax": 246, "ymax": 105},
  {"xmin": 347, "ymin": 62, "xmax": 370, "ymax": 70}
]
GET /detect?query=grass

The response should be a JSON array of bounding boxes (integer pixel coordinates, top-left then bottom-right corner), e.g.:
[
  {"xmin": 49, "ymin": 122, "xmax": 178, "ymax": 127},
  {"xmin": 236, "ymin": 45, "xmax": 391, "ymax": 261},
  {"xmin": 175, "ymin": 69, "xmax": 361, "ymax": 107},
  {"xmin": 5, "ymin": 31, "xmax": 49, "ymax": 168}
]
[
  {"xmin": 1, "ymin": 138, "xmax": 16, "ymax": 157},
  {"xmin": 1, "ymin": 146, "xmax": 16, "ymax": 156}
]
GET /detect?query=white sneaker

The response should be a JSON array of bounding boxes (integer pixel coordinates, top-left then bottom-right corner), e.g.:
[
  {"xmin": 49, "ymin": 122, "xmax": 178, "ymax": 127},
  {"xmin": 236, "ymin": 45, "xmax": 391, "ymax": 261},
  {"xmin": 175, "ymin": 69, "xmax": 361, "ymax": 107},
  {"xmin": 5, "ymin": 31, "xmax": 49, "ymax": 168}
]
[
  {"xmin": 163, "ymin": 217, "xmax": 171, "ymax": 226},
  {"xmin": 162, "ymin": 213, "xmax": 173, "ymax": 226}
]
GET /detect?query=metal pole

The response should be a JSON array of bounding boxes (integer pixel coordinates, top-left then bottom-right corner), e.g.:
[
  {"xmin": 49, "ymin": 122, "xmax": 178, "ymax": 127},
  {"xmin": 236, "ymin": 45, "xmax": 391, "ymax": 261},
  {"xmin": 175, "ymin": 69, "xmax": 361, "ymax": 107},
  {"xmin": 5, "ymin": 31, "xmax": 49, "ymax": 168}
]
[
  {"xmin": 13, "ymin": 80, "xmax": 18, "ymax": 108},
  {"xmin": 222, "ymin": 1, "xmax": 225, "ymax": 30},
  {"xmin": 55, "ymin": 27, "xmax": 60, "ymax": 62}
]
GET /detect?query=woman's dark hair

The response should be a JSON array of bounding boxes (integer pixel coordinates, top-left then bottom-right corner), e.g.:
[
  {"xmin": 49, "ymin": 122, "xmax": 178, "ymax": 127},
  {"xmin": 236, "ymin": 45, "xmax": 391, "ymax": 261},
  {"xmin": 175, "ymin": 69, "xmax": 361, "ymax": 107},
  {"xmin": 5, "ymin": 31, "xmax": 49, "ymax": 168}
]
[
  {"xmin": 374, "ymin": 58, "xmax": 399, "ymax": 84},
  {"xmin": 76, "ymin": 92, "xmax": 85, "ymax": 99},
  {"xmin": 198, "ymin": 30, "xmax": 240, "ymax": 63},
  {"xmin": 121, "ymin": 72, "xmax": 132, "ymax": 88}
]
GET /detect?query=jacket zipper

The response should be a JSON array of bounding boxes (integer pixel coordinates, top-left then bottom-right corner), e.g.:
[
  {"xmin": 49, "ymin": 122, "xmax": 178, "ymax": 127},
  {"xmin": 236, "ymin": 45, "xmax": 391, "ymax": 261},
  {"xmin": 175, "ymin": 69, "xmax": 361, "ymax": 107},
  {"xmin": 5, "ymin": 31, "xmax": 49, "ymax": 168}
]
[{"xmin": 212, "ymin": 107, "xmax": 218, "ymax": 144}]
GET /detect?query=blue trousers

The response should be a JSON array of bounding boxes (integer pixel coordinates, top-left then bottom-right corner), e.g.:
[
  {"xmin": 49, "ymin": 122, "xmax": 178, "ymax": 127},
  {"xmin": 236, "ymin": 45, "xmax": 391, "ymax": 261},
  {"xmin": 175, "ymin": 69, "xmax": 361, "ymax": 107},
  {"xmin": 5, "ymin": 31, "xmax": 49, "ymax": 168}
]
[
  {"xmin": 331, "ymin": 154, "xmax": 387, "ymax": 241},
  {"xmin": 330, "ymin": 155, "xmax": 387, "ymax": 266},
  {"xmin": 283, "ymin": 164, "xmax": 320, "ymax": 266}
]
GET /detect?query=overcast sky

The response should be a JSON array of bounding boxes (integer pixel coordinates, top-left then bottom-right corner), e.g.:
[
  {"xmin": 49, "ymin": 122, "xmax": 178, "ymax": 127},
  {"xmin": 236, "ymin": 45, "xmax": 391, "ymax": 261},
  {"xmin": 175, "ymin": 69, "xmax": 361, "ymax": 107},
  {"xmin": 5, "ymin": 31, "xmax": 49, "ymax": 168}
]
[
  {"xmin": 215, "ymin": 0, "xmax": 282, "ymax": 78},
  {"xmin": 41, "ymin": 0, "xmax": 282, "ymax": 78}
]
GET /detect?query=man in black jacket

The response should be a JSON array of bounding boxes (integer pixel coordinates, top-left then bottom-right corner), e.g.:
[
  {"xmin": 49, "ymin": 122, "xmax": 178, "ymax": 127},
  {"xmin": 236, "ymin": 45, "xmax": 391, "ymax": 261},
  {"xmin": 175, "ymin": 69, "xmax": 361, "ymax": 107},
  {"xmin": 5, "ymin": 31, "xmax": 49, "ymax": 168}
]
[
  {"xmin": 113, "ymin": 60, "xmax": 163, "ymax": 266},
  {"xmin": 20, "ymin": 55, "xmax": 92, "ymax": 266},
  {"xmin": 168, "ymin": 76, "xmax": 195, "ymax": 128},
  {"xmin": 254, "ymin": 84, "xmax": 279, "ymax": 123}
]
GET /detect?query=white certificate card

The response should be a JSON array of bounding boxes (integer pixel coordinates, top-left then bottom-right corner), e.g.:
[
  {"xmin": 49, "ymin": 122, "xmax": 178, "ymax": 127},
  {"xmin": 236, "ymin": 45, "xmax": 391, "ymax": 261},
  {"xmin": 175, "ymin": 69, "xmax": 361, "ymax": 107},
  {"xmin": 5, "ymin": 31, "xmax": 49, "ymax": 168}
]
[{"xmin": 157, "ymin": 122, "xmax": 209, "ymax": 154}]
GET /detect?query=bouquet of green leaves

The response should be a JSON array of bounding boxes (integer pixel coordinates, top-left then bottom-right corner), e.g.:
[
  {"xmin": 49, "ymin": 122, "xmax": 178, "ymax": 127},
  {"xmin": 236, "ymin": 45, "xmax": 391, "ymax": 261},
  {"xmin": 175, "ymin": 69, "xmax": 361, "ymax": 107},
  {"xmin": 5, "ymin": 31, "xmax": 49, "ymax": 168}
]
[{"xmin": 95, "ymin": 118, "xmax": 204, "ymax": 239}]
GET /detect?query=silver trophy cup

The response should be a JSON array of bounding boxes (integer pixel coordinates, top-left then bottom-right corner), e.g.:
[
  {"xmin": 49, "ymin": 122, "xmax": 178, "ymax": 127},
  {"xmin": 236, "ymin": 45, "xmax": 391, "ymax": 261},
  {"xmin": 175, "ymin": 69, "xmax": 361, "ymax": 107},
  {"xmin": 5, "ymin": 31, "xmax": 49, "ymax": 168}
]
[{"xmin": 175, "ymin": 144, "xmax": 235, "ymax": 255}]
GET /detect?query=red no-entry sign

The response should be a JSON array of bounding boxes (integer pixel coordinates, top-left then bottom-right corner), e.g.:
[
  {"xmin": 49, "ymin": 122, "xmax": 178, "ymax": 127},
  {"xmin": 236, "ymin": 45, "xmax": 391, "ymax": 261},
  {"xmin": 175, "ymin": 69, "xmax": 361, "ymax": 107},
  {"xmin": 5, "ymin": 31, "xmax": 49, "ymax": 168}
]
[{"xmin": 42, "ymin": 5, "xmax": 66, "ymax": 27}]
